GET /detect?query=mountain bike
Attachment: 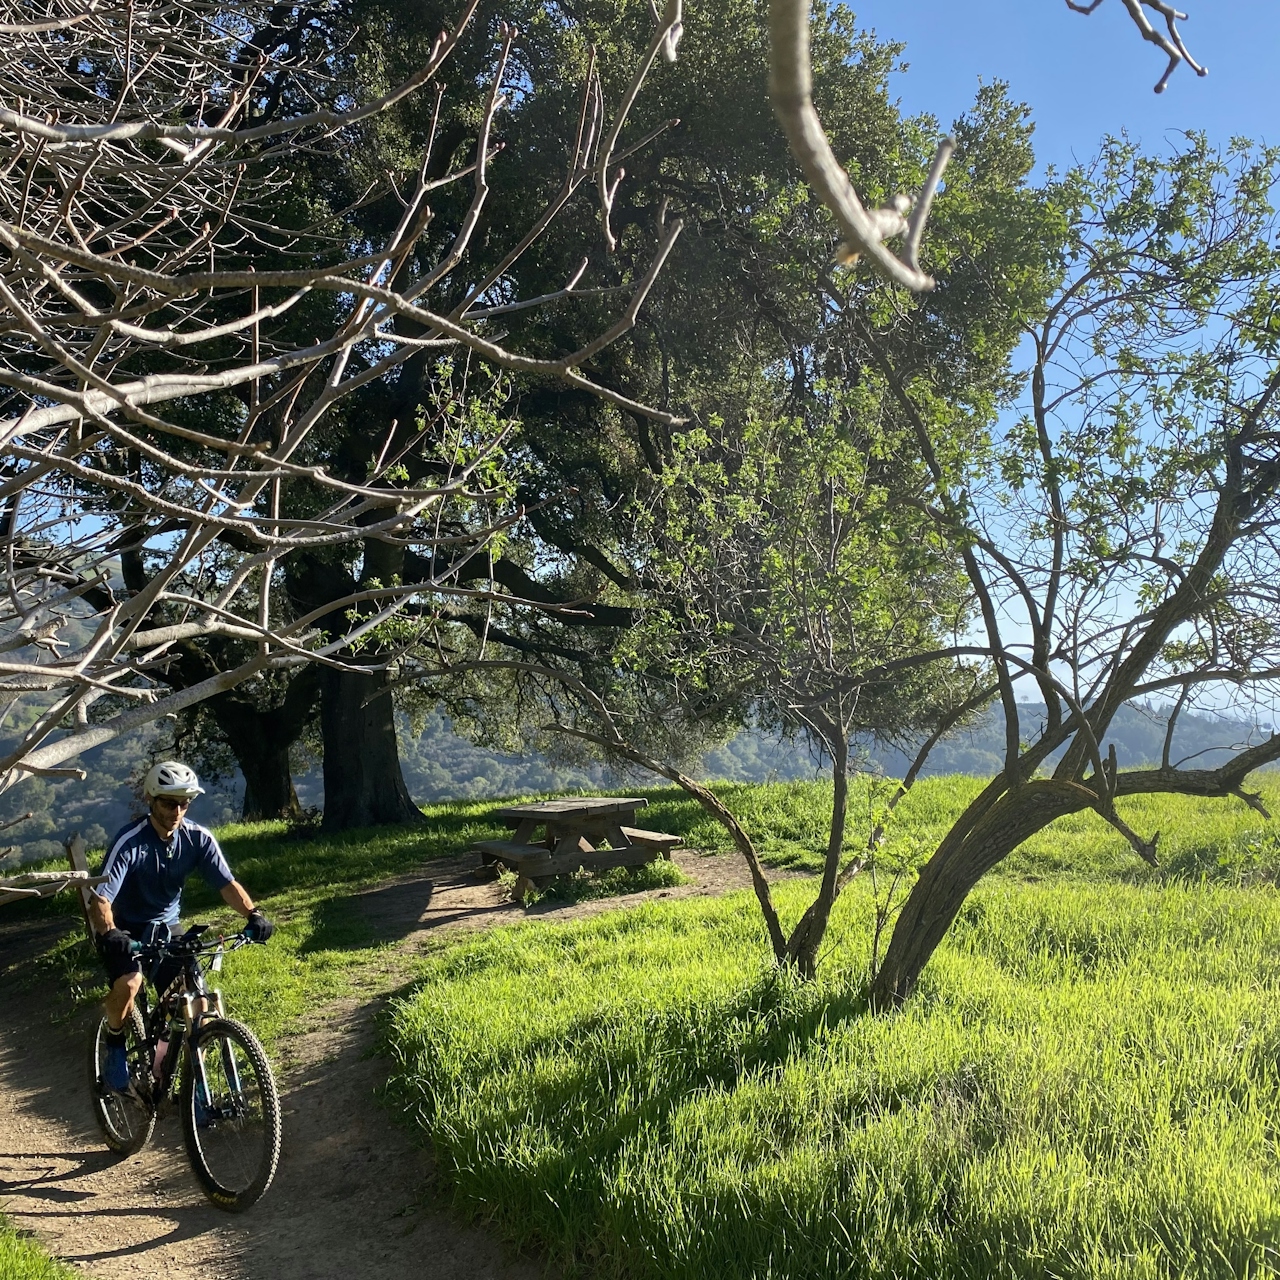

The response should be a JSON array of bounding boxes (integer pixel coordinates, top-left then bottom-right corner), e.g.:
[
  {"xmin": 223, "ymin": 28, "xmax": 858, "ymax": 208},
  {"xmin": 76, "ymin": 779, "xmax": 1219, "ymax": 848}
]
[{"xmin": 87, "ymin": 925, "xmax": 282, "ymax": 1212}]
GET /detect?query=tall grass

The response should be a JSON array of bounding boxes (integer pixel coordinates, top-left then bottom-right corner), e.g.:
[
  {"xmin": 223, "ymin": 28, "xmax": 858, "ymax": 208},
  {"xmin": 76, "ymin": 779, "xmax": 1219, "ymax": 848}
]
[
  {"xmin": 389, "ymin": 875, "xmax": 1280, "ymax": 1279},
  {"xmin": 641, "ymin": 773, "xmax": 1280, "ymax": 882}
]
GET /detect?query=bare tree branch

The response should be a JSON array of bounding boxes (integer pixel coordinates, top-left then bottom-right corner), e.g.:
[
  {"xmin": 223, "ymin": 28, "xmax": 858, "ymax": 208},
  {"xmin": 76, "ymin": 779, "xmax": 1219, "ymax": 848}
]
[
  {"xmin": 1066, "ymin": 0, "xmax": 1207, "ymax": 93},
  {"xmin": 0, "ymin": 0, "xmax": 684, "ymax": 791},
  {"xmin": 768, "ymin": 0, "xmax": 953, "ymax": 291}
]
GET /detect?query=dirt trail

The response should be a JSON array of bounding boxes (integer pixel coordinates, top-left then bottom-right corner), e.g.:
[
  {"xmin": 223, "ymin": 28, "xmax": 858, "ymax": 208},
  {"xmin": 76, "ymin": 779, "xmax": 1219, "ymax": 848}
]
[{"xmin": 0, "ymin": 850, "xmax": 801, "ymax": 1279}]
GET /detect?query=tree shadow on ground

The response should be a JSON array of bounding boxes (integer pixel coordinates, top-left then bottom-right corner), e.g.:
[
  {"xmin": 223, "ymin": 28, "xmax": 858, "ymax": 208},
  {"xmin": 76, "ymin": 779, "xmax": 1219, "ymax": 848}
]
[
  {"xmin": 297, "ymin": 873, "xmax": 441, "ymax": 955},
  {"xmin": 382, "ymin": 967, "xmax": 1014, "ymax": 1280},
  {"xmin": 394, "ymin": 964, "xmax": 876, "ymax": 1152},
  {"xmin": 297, "ymin": 850, "xmax": 682, "ymax": 955}
]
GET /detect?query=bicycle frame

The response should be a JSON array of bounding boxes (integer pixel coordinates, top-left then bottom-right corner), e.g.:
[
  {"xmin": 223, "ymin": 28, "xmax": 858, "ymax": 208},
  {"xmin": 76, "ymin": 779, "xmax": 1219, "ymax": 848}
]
[
  {"xmin": 130, "ymin": 926, "xmax": 251, "ymax": 1107},
  {"xmin": 91, "ymin": 922, "xmax": 281, "ymax": 1210}
]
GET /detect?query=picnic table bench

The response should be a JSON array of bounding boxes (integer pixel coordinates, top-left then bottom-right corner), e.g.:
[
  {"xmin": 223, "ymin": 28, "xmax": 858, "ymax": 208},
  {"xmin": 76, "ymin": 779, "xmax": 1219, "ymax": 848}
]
[{"xmin": 473, "ymin": 797, "xmax": 682, "ymax": 902}]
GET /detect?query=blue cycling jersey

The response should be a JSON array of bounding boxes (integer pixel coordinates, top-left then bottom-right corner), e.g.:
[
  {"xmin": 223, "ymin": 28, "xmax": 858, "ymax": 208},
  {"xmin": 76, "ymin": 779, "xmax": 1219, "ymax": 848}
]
[{"xmin": 95, "ymin": 816, "xmax": 233, "ymax": 932}]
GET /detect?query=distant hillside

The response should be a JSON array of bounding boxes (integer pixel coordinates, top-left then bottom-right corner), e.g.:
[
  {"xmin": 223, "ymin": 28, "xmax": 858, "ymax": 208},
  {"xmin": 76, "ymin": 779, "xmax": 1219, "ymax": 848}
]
[
  {"xmin": 703, "ymin": 702, "xmax": 1276, "ymax": 783},
  {"xmin": 2, "ymin": 700, "xmax": 1270, "ymax": 866},
  {"xmin": 865, "ymin": 702, "xmax": 1277, "ymax": 778}
]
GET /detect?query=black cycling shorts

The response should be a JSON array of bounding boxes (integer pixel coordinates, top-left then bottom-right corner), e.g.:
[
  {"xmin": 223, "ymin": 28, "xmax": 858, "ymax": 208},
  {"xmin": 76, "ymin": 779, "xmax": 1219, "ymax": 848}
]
[{"xmin": 98, "ymin": 921, "xmax": 184, "ymax": 994}]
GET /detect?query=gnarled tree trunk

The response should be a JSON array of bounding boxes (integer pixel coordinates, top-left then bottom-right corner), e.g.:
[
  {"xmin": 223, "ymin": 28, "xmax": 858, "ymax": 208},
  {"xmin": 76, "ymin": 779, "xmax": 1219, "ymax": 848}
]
[
  {"xmin": 207, "ymin": 666, "xmax": 320, "ymax": 822},
  {"xmin": 287, "ymin": 543, "xmax": 422, "ymax": 832},
  {"xmin": 867, "ymin": 778, "xmax": 1095, "ymax": 1009},
  {"xmin": 222, "ymin": 717, "xmax": 299, "ymax": 821},
  {"xmin": 319, "ymin": 665, "xmax": 422, "ymax": 831}
]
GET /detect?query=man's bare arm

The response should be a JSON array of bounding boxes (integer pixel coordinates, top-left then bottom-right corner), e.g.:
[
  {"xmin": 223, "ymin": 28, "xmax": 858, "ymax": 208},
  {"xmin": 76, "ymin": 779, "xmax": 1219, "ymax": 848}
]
[
  {"xmin": 88, "ymin": 893, "xmax": 115, "ymax": 936},
  {"xmin": 220, "ymin": 880, "xmax": 257, "ymax": 918}
]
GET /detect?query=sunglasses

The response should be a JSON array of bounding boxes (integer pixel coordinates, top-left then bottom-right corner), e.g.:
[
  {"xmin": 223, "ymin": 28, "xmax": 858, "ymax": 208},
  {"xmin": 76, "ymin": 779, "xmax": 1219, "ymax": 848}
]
[{"xmin": 153, "ymin": 796, "xmax": 192, "ymax": 811}]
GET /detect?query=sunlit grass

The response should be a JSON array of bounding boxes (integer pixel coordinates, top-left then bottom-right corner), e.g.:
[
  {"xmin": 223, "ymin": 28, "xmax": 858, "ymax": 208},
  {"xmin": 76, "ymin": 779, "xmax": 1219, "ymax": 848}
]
[
  {"xmin": 0, "ymin": 1216, "xmax": 75, "ymax": 1279},
  {"xmin": 639, "ymin": 772, "xmax": 1280, "ymax": 882},
  {"xmin": 389, "ymin": 875, "xmax": 1280, "ymax": 1280},
  {"xmin": 11, "ymin": 776, "xmax": 1280, "ymax": 1278},
  {"xmin": 15, "ymin": 775, "xmax": 1280, "ymax": 1055}
]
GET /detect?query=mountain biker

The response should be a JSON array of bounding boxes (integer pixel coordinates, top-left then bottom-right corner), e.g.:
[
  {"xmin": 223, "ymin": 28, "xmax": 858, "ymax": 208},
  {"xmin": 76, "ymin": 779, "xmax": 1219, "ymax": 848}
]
[{"xmin": 89, "ymin": 761, "xmax": 275, "ymax": 1092}]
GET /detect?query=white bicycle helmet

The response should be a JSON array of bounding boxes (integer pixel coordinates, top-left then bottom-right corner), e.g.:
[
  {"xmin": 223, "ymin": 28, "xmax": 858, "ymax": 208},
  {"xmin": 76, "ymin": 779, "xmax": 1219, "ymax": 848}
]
[{"xmin": 142, "ymin": 760, "xmax": 205, "ymax": 800}]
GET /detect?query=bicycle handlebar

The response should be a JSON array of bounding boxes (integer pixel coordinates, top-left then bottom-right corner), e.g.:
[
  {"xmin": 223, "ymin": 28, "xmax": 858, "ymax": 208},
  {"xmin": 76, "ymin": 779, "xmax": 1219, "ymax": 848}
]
[{"xmin": 128, "ymin": 927, "xmax": 252, "ymax": 959}]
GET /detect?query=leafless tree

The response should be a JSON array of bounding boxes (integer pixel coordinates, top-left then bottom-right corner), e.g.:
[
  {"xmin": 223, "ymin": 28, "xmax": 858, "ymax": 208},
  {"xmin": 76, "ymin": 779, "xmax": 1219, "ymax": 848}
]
[{"xmin": 0, "ymin": 0, "xmax": 684, "ymax": 794}]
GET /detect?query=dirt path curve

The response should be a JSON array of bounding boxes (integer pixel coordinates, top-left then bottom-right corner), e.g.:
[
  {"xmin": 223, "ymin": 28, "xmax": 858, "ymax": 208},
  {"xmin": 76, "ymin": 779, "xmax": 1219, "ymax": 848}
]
[{"xmin": 0, "ymin": 850, "xmax": 802, "ymax": 1279}]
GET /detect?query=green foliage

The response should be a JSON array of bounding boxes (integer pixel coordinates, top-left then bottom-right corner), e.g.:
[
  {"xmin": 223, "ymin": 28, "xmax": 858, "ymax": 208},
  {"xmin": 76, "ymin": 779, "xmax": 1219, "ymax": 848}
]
[
  {"xmin": 380, "ymin": 0, "xmax": 1064, "ymax": 704},
  {"xmin": 989, "ymin": 132, "xmax": 1280, "ymax": 659},
  {"xmin": 0, "ymin": 1218, "xmax": 74, "ymax": 1280},
  {"xmin": 624, "ymin": 395, "xmax": 977, "ymax": 754},
  {"xmin": 389, "ymin": 872, "xmax": 1280, "ymax": 1279}
]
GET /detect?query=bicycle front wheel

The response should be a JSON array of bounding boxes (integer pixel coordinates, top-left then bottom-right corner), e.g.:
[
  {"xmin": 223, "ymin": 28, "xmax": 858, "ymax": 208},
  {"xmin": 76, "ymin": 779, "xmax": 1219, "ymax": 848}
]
[
  {"xmin": 181, "ymin": 1017, "xmax": 281, "ymax": 1212},
  {"xmin": 88, "ymin": 1008, "xmax": 156, "ymax": 1156}
]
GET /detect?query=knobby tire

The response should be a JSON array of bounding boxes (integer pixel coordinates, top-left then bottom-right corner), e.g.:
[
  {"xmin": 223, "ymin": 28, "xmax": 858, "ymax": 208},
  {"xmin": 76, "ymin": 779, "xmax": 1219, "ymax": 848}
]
[{"xmin": 181, "ymin": 1016, "xmax": 281, "ymax": 1212}]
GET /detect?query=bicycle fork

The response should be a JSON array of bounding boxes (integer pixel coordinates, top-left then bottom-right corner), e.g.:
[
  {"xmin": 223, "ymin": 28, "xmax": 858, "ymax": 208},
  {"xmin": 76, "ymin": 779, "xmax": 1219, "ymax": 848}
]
[{"xmin": 187, "ymin": 995, "xmax": 243, "ymax": 1121}]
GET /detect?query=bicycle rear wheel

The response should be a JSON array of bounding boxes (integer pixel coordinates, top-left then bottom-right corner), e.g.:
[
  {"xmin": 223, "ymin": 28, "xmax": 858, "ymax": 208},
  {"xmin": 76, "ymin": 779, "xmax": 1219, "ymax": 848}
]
[
  {"xmin": 181, "ymin": 1017, "xmax": 281, "ymax": 1211},
  {"xmin": 88, "ymin": 1008, "xmax": 156, "ymax": 1156}
]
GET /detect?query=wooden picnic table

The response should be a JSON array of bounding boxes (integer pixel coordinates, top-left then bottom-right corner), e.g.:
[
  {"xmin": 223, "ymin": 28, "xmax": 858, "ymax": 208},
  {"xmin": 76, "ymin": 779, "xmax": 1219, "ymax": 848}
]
[{"xmin": 473, "ymin": 796, "xmax": 682, "ymax": 902}]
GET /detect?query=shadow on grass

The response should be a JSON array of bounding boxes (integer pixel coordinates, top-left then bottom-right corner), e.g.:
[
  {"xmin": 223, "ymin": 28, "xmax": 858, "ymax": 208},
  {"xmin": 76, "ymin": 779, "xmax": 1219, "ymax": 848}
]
[
  {"xmin": 517, "ymin": 859, "xmax": 689, "ymax": 908},
  {"xmin": 215, "ymin": 812, "xmax": 502, "ymax": 903},
  {"xmin": 296, "ymin": 872, "xmax": 440, "ymax": 955},
  {"xmin": 295, "ymin": 893, "xmax": 382, "ymax": 955}
]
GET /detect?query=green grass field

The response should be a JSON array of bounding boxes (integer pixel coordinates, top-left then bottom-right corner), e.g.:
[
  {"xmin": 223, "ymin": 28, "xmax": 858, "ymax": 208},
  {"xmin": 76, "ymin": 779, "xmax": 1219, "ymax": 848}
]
[
  {"xmin": 388, "ymin": 877, "xmax": 1280, "ymax": 1279},
  {"xmin": 382, "ymin": 775, "xmax": 1280, "ymax": 1280},
  {"xmin": 9, "ymin": 774, "xmax": 1280, "ymax": 1278}
]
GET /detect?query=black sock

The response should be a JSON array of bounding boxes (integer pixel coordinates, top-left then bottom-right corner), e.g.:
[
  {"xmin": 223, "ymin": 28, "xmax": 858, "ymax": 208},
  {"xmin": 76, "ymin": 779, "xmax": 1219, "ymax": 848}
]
[{"xmin": 105, "ymin": 1024, "xmax": 128, "ymax": 1048}]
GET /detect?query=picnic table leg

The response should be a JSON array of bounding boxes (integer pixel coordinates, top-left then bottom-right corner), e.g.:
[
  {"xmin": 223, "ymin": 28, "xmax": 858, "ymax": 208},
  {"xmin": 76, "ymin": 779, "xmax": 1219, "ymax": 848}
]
[
  {"xmin": 602, "ymin": 824, "xmax": 633, "ymax": 852},
  {"xmin": 599, "ymin": 823, "xmax": 669, "ymax": 861},
  {"xmin": 512, "ymin": 872, "xmax": 558, "ymax": 902},
  {"xmin": 510, "ymin": 817, "xmax": 543, "ymax": 845},
  {"xmin": 550, "ymin": 833, "xmax": 595, "ymax": 861}
]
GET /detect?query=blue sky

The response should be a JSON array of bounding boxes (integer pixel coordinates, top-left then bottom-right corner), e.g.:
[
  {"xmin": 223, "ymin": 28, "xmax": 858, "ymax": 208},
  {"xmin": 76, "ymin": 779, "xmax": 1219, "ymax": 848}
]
[{"xmin": 858, "ymin": 0, "xmax": 1278, "ymax": 172}]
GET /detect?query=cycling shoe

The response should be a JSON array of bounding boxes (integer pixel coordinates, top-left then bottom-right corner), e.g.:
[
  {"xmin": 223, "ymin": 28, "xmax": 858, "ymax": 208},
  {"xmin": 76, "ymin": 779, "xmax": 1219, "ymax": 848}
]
[{"xmin": 104, "ymin": 1043, "xmax": 130, "ymax": 1092}]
